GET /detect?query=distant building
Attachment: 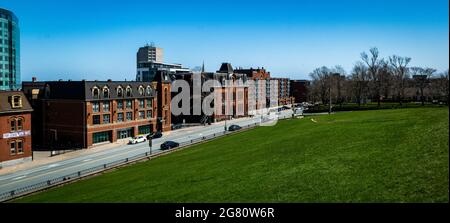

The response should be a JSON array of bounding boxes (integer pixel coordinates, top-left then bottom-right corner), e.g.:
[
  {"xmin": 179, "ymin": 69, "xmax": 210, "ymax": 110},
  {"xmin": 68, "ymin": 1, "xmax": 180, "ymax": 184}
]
[
  {"xmin": 271, "ymin": 77, "xmax": 294, "ymax": 105},
  {"xmin": 234, "ymin": 67, "xmax": 271, "ymax": 110},
  {"xmin": 0, "ymin": 91, "xmax": 32, "ymax": 168},
  {"xmin": 0, "ymin": 8, "xmax": 20, "ymax": 91},
  {"xmin": 290, "ymin": 80, "xmax": 310, "ymax": 103},
  {"xmin": 136, "ymin": 45, "xmax": 189, "ymax": 82},
  {"xmin": 22, "ymin": 80, "xmax": 158, "ymax": 150},
  {"xmin": 137, "ymin": 44, "xmax": 163, "ymax": 63}
]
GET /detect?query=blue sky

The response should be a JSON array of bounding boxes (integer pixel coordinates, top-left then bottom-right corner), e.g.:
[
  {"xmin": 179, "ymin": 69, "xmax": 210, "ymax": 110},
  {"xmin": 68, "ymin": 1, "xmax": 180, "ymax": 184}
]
[{"xmin": 2, "ymin": 0, "xmax": 449, "ymax": 80}]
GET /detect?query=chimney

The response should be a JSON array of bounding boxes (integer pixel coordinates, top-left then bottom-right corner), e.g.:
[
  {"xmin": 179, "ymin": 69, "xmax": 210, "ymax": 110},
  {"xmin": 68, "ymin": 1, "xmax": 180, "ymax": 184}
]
[{"xmin": 32, "ymin": 77, "xmax": 37, "ymax": 82}]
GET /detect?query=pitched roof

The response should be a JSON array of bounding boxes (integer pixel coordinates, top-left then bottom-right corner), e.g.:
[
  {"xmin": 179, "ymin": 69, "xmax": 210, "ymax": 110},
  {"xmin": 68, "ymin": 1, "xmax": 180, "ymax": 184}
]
[
  {"xmin": 0, "ymin": 91, "xmax": 33, "ymax": 114},
  {"xmin": 217, "ymin": 63, "xmax": 234, "ymax": 74}
]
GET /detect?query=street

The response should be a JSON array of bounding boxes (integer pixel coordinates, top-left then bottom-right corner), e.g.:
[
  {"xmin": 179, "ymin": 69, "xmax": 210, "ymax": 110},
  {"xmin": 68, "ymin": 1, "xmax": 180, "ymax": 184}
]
[{"xmin": 0, "ymin": 110, "xmax": 293, "ymax": 196}]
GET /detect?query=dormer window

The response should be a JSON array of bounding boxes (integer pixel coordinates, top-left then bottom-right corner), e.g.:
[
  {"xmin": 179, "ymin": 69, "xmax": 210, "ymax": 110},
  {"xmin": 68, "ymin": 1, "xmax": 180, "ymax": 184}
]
[
  {"xmin": 126, "ymin": 86, "xmax": 132, "ymax": 97},
  {"xmin": 92, "ymin": 87, "xmax": 100, "ymax": 99},
  {"xmin": 138, "ymin": 86, "xmax": 145, "ymax": 96},
  {"xmin": 117, "ymin": 86, "xmax": 123, "ymax": 97},
  {"xmin": 103, "ymin": 87, "xmax": 110, "ymax": 98},
  {"xmin": 146, "ymin": 86, "xmax": 152, "ymax": 95},
  {"xmin": 10, "ymin": 95, "xmax": 22, "ymax": 108}
]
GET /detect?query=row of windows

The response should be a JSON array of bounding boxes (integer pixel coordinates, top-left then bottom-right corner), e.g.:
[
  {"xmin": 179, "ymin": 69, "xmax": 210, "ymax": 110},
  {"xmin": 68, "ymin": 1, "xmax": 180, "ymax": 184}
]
[
  {"xmin": 92, "ymin": 85, "xmax": 152, "ymax": 99},
  {"xmin": 92, "ymin": 110, "xmax": 154, "ymax": 125},
  {"xmin": 9, "ymin": 139, "xmax": 24, "ymax": 155},
  {"xmin": 92, "ymin": 99, "xmax": 153, "ymax": 113}
]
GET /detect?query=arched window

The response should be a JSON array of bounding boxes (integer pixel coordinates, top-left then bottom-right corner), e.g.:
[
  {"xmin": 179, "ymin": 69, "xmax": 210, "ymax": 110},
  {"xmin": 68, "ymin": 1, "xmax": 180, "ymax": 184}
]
[
  {"xmin": 117, "ymin": 86, "xmax": 123, "ymax": 97},
  {"xmin": 146, "ymin": 86, "xmax": 152, "ymax": 95},
  {"xmin": 92, "ymin": 87, "xmax": 100, "ymax": 99},
  {"xmin": 103, "ymin": 87, "xmax": 110, "ymax": 98},
  {"xmin": 17, "ymin": 117, "xmax": 23, "ymax": 131},
  {"xmin": 126, "ymin": 86, "xmax": 132, "ymax": 97},
  {"xmin": 138, "ymin": 86, "xmax": 145, "ymax": 96}
]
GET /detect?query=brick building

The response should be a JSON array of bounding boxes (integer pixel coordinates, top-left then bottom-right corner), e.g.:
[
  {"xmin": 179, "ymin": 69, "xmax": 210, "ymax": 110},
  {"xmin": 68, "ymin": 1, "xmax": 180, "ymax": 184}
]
[
  {"xmin": 271, "ymin": 77, "xmax": 295, "ymax": 105},
  {"xmin": 0, "ymin": 91, "xmax": 33, "ymax": 168},
  {"xmin": 22, "ymin": 80, "xmax": 158, "ymax": 150},
  {"xmin": 290, "ymin": 80, "xmax": 310, "ymax": 103},
  {"xmin": 234, "ymin": 67, "xmax": 272, "ymax": 110}
]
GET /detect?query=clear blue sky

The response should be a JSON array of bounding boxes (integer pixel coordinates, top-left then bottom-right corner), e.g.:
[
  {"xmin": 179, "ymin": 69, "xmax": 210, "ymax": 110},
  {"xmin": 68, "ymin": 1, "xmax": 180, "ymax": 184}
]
[{"xmin": 2, "ymin": 0, "xmax": 449, "ymax": 80}]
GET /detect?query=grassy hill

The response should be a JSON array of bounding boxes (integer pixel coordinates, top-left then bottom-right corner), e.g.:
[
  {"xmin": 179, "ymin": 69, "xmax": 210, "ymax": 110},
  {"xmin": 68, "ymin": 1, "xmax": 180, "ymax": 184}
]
[{"xmin": 15, "ymin": 107, "xmax": 449, "ymax": 202}]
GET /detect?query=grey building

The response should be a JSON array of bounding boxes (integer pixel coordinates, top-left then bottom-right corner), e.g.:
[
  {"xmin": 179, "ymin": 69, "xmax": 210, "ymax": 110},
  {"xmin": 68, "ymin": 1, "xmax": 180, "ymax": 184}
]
[
  {"xmin": 0, "ymin": 8, "xmax": 20, "ymax": 91},
  {"xmin": 137, "ymin": 43, "xmax": 163, "ymax": 63},
  {"xmin": 136, "ymin": 45, "xmax": 189, "ymax": 82}
]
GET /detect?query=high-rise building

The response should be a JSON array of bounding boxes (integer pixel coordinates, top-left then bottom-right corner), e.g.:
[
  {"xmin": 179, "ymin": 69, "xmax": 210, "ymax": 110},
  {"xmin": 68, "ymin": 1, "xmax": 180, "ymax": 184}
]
[
  {"xmin": 136, "ymin": 45, "xmax": 189, "ymax": 82},
  {"xmin": 0, "ymin": 8, "xmax": 20, "ymax": 91},
  {"xmin": 137, "ymin": 43, "xmax": 163, "ymax": 63}
]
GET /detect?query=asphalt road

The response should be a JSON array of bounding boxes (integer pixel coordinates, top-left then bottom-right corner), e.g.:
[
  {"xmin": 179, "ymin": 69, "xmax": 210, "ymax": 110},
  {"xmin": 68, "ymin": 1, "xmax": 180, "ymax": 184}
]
[{"xmin": 0, "ymin": 110, "xmax": 293, "ymax": 196}]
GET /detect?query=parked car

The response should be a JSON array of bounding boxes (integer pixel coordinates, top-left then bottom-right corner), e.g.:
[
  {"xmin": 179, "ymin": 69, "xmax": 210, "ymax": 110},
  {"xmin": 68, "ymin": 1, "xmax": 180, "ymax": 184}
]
[
  {"xmin": 228, "ymin": 125, "xmax": 242, "ymax": 131},
  {"xmin": 129, "ymin": 135, "xmax": 147, "ymax": 144},
  {"xmin": 160, "ymin": 141, "xmax": 180, "ymax": 150},
  {"xmin": 147, "ymin": 131, "xmax": 162, "ymax": 140},
  {"xmin": 172, "ymin": 123, "xmax": 183, "ymax": 130}
]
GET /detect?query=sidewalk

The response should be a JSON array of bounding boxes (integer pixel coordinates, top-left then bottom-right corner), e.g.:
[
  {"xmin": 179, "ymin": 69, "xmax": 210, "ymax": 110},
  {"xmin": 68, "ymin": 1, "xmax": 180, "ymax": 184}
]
[{"xmin": 0, "ymin": 139, "xmax": 130, "ymax": 175}]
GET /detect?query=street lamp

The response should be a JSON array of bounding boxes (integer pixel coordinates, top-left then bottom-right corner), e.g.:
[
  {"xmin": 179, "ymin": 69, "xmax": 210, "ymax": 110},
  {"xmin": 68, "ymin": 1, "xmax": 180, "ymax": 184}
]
[{"xmin": 148, "ymin": 135, "xmax": 153, "ymax": 156}]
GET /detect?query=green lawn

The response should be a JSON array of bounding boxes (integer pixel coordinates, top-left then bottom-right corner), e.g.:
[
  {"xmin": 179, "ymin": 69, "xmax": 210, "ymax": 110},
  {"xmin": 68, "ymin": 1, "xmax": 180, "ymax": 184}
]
[{"xmin": 15, "ymin": 107, "xmax": 449, "ymax": 202}]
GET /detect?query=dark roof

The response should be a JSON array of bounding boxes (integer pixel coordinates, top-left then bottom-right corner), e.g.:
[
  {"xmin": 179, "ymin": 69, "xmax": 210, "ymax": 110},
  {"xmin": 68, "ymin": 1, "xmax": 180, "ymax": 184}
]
[
  {"xmin": 217, "ymin": 63, "xmax": 234, "ymax": 74},
  {"xmin": 22, "ymin": 80, "xmax": 156, "ymax": 101},
  {"xmin": 0, "ymin": 91, "xmax": 33, "ymax": 114}
]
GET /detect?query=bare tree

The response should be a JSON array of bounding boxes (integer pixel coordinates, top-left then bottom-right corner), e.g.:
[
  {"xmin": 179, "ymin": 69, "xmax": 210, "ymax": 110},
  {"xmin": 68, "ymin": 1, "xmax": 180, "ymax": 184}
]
[
  {"xmin": 309, "ymin": 66, "xmax": 331, "ymax": 104},
  {"xmin": 430, "ymin": 69, "xmax": 449, "ymax": 104},
  {"xmin": 351, "ymin": 62, "xmax": 369, "ymax": 106},
  {"xmin": 361, "ymin": 47, "xmax": 384, "ymax": 106},
  {"xmin": 410, "ymin": 67, "xmax": 436, "ymax": 105},
  {"xmin": 389, "ymin": 55, "xmax": 411, "ymax": 105}
]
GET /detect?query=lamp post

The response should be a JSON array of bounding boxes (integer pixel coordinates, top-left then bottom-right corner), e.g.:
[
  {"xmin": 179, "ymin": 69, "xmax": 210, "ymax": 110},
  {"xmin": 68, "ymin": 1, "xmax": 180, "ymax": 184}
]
[{"xmin": 148, "ymin": 135, "xmax": 152, "ymax": 156}]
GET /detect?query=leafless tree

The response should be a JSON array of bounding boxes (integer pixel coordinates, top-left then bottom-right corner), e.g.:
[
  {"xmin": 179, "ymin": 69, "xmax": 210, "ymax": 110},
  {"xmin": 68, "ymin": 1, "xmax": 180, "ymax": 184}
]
[
  {"xmin": 350, "ymin": 62, "xmax": 369, "ymax": 106},
  {"xmin": 361, "ymin": 47, "xmax": 384, "ymax": 106},
  {"xmin": 410, "ymin": 67, "xmax": 436, "ymax": 105},
  {"xmin": 389, "ymin": 55, "xmax": 411, "ymax": 105},
  {"xmin": 309, "ymin": 66, "xmax": 331, "ymax": 104}
]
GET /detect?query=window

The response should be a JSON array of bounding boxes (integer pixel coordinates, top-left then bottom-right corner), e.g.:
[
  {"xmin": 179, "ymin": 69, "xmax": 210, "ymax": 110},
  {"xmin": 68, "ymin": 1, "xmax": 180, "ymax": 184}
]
[
  {"xmin": 126, "ymin": 100, "xmax": 132, "ymax": 109},
  {"xmin": 10, "ymin": 119, "xmax": 15, "ymax": 131},
  {"xmin": 126, "ymin": 86, "xmax": 132, "ymax": 97},
  {"xmin": 92, "ymin": 87, "xmax": 100, "ymax": 99},
  {"xmin": 139, "ymin": 99, "xmax": 145, "ymax": 109},
  {"xmin": 92, "ymin": 102, "xmax": 100, "ymax": 112},
  {"xmin": 147, "ymin": 110, "xmax": 152, "ymax": 119},
  {"xmin": 126, "ymin": 112, "xmax": 132, "ymax": 121},
  {"xmin": 117, "ymin": 87, "xmax": 123, "ymax": 97},
  {"xmin": 10, "ymin": 141, "xmax": 16, "ymax": 155},
  {"xmin": 139, "ymin": 111, "xmax": 145, "ymax": 119},
  {"xmin": 93, "ymin": 115, "xmax": 101, "ymax": 125},
  {"xmin": 139, "ymin": 86, "xmax": 145, "ymax": 96},
  {"xmin": 103, "ymin": 87, "xmax": 110, "ymax": 98},
  {"xmin": 103, "ymin": 114, "xmax": 110, "ymax": 124},
  {"xmin": 10, "ymin": 95, "xmax": 22, "ymax": 108},
  {"xmin": 117, "ymin": 113, "xmax": 124, "ymax": 122},
  {"xmin": 117, "ymin": 100, "xmax": 123, "ymax": 110},
  {"xmin": 164, "ymin": 88, "xmax": 169, "ymax": 104},
  {"xmin": 17, "ymin": 118, "xmax": 23, "ymax": 131},
  {"xmin": 17, "ymin": 140, "xmax": 23, "ymax": 154},
  {"xmin": 146, "ymin": 86, "xmax": 152, "ymax": 95},
  {"xmin": 146, "ymin": 99, "xmax": 152, "ymax": 108},
  {"xmin": 102, "ymin": 101, "xmax": 110, "ymax": 112}
]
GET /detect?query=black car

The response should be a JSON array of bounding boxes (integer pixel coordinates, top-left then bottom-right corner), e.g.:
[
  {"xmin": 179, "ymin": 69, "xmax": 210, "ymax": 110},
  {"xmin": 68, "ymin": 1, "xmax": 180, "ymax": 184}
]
[
  {"xmin": 160, "ymin": 141, "xmax": 179, "ymax": 150},
  {"xmin": 172, "ymin": 123, "xmax": 183, "ymax": 130},
  {"xmin": 228, "ymin": 125, "xmax": 242, "ymax": 131},
  {"xmin": 147, "ymin": 131, "xmax": 162, "ymax": 140}
]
